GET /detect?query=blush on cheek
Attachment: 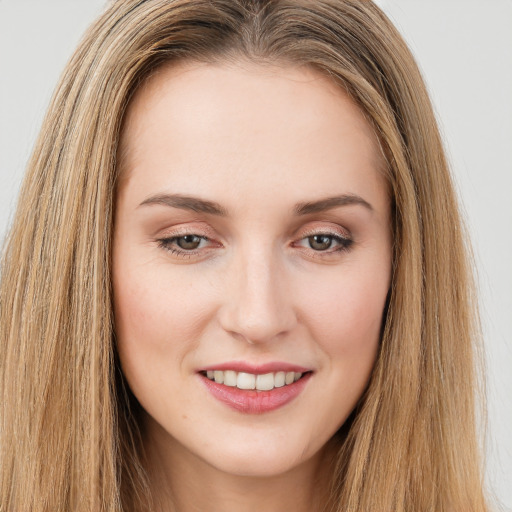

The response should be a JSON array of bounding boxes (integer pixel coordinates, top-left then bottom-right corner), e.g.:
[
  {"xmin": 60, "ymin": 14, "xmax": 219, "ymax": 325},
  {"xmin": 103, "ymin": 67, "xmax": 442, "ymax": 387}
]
[{"xmin": 304, "ymin": 279, "xmax": 385, "ymax": 351}]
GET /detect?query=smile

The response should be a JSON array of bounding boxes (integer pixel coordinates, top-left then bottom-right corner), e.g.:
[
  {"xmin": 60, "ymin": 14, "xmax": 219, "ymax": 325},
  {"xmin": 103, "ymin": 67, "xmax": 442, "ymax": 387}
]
[
  {"xmin": 203, "ymin": 370, "xmax": 303, "ymax": 391},
  {"xmin": 199, "ymin": 365, "xmax": 312, "ymax": 414}
]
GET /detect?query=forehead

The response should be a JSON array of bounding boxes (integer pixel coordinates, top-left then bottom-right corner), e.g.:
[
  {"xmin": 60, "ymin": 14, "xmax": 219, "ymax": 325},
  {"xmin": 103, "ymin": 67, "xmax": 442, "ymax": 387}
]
[{"xmin": 118, "ymin": 60, "xmax": 387, "ymax": 211}]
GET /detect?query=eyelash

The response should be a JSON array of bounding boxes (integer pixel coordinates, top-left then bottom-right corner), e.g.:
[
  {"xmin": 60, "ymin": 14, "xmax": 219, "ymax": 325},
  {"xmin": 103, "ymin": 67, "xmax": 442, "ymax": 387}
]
[{"xmin": 156, "ymin": 230, "xmax": 353, "ymax": 259}]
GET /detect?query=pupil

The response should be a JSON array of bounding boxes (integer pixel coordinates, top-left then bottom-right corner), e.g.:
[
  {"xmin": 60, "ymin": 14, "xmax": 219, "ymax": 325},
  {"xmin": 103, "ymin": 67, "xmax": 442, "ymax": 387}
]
[
  {"xmin": 309, "ymin": 235, "xmax": 332, "ymax": 251},
  {"xmin": 177, "ymin": 235, "xmax": 201, "ymax": 250}
]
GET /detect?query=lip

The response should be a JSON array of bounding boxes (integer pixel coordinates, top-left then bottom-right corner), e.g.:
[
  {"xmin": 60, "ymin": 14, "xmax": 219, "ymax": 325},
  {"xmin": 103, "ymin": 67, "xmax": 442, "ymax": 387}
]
[
  {"xmin": 199, "ymin": 361, "xmax": 311, "ymax": 375},
  {"xmin": 199, "ymin": 369, "xmax": 312, "ymax": 414}
]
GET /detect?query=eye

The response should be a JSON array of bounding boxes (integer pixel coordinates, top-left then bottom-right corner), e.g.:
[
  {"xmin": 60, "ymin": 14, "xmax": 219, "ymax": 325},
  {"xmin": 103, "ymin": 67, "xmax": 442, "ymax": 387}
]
[
  {"xmin": 174, "ymin": 234, "xmax": 204, "ymax": 250},
  {"xmin": 294, "ymin": 232, "xmax": 353, "ymax": 253},
  {"xmin": 157, "ymin": 234, "xmax": 213, "ymax": 257},
  {"xmin": 308, "ymin": 234, "xmax": 336, "ymax": 251}
]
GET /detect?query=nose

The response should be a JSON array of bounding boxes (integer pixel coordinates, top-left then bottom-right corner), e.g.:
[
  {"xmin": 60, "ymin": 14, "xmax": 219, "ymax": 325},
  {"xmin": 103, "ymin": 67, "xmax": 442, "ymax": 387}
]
[{"xmin": 218, "ymin": 246, "xmax": 297, "ymax": 344}]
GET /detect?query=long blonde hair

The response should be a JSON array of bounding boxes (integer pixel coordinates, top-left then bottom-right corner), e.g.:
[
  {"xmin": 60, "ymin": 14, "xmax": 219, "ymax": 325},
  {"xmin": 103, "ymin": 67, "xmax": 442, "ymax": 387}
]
[{"xmin": 0, "ymin": 1, "xmax": 488, "ymax": 510}]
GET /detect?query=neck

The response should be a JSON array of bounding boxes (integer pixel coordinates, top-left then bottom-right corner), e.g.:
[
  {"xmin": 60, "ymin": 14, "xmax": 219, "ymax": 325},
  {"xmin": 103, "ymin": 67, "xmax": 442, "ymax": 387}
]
[{"xmin": 143, "ymin": 421, "xmax": 338, "ymax": 512}]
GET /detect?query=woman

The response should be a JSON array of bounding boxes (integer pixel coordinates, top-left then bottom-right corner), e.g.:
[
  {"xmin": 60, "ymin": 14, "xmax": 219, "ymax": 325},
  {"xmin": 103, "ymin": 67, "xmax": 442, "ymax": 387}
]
[{"xmin": 0, "ymin": 1, "xmax": 488, "ymax": 511}]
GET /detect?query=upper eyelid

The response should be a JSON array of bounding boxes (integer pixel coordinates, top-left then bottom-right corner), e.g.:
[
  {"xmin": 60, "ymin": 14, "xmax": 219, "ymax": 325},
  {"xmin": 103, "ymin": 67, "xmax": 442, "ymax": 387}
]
[
  {"xmin": 156, "ymin": 224, "xmax": 216, "ymax": 239},
  {"xmin": 156, "ymin": 225, "xmax": 352, "ymax": 242},
  {"xmin": 298, "ymin": 225, "xmax": 352, "ymax": 239},
  {"xmin": 158, "ymin": 230, "xmax": 351, "ymax": 241}
]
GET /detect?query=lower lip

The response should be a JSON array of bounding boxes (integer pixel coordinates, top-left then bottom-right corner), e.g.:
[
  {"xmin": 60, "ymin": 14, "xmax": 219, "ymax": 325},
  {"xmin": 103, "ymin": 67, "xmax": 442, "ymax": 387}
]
[{"xmin": 200, "ymin": 373, "xmax": 312, "ymax": 414}]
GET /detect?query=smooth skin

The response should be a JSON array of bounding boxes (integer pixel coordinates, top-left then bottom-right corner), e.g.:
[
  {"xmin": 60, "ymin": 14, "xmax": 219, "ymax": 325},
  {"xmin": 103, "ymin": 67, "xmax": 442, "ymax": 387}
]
[{"xmin": 113, "ymin": 61, "xmax": 392, "ymax": 512}]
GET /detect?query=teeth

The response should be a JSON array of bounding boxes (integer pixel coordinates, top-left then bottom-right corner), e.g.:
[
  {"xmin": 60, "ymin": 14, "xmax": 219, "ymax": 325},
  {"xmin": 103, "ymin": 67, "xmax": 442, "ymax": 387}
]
[
  {"xmin": 274, "ymin": 371, "xmax": 285, "ymax": 388},
  {"xmin": 224, "ymin": 370, "xmax": 237, "ymax": 387},
  {"xmin": 237, "ymin": 372, "xmax": 256, "ymax": 390},
  {"xmin": 205, "ymin": 370, "xmax": 304, "ymax": 391},
  {"xmin": 256, "ymin": 373, "xmax": 274, "ymax": 391}
]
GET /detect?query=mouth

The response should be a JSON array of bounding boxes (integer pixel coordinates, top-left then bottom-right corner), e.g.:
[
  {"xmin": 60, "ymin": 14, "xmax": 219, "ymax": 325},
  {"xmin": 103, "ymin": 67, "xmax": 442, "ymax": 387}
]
[
  {"xmin": 198, "ymin": 365, "xmax": 313, "ymax": 414},
  {"xmin": 200, "ymin": 369, "xmax": 307, "ymax": 391}
]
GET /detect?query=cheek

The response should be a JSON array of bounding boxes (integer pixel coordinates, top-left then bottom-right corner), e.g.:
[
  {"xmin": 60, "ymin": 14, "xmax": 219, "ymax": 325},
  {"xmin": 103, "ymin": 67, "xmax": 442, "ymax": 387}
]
[
  {"xmin": 112, "ymin": 261, "xmax": 216, "ymax": 381},
  {"xmin": 298, "ymin": 264, "xmax": 388, "ymax": 361}
]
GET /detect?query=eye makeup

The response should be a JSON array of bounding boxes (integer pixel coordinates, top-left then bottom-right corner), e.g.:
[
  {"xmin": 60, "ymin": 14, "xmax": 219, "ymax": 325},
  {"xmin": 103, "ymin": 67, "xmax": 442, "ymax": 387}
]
[{"xmin": 155, "ymin": 227, "xmax": 354, "ymax": 260}]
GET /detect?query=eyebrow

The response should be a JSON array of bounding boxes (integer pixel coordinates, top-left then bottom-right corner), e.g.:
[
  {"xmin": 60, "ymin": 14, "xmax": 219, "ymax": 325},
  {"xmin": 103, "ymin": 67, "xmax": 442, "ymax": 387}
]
[
  {"xmin": 139, "ymin": 194, "xmax": 228, "ymax": 216},
  {"xmin": 293, "ymin": 194, "xmax": 373, "ymax": 215},
  {"xmin": 138, "ymin": 193, "xmax": 373, "ymax": 216}
]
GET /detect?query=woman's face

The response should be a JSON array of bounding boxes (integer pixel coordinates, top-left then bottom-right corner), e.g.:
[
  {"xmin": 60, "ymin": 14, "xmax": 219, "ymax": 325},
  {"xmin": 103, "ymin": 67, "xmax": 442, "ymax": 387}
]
[{"xmin": 113, "ymin": 61, "xmax": 392, "ymax": 478}]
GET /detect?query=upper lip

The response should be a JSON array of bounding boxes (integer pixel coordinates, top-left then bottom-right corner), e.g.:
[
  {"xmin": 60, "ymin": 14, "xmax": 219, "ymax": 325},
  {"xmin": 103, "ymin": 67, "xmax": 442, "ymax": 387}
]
[{"xmin": 198, "ymin": 361, "xmax": 311, "ymax": 374}]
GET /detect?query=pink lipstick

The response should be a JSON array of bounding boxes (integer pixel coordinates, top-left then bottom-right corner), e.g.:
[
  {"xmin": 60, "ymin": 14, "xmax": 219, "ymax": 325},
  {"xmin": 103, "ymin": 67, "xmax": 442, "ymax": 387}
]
[{"xmin": 198, "ymin": 362, "xmax": 312, "ymax": 414}]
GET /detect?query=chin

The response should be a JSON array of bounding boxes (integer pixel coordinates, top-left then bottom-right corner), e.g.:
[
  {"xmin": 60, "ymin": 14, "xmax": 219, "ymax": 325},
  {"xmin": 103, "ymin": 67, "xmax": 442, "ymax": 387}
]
[
  {"xmin": 198, "ymin": 433, "xmax": 325, "ymax": 479},
  {"xmin": 209, "ymin": 452, "xmax": 309, "ymax": 478}
]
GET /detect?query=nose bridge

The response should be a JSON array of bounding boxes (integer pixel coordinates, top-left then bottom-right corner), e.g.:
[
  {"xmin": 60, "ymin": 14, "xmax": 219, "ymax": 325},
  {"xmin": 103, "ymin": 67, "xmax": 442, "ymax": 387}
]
[{"xmin": 220, "ymin": 242, "xmax": 296, "ymax": 344}]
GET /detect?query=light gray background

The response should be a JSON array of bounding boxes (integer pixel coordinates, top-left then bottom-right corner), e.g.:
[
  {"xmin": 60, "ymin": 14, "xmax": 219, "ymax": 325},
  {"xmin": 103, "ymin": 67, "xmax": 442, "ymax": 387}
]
[{"xmin": 1, "ymin": 1, "xmax": 511, "ymax": 509}]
